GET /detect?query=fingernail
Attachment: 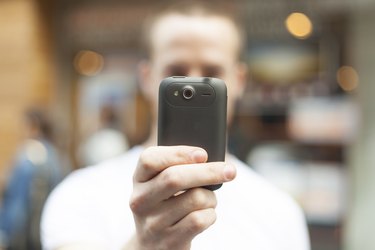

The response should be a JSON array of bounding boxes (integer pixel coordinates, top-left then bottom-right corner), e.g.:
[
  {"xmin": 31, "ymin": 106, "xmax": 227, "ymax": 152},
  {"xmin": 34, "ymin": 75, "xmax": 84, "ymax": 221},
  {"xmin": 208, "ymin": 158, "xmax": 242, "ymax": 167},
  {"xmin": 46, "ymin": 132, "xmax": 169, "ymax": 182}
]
[
  {"xmin": 191, "ymin": 149, "xmax": 207, "ymax": 163},
  {"xmin": 223, "ymin": 164, "xmax": 236, "ymax": 181}
]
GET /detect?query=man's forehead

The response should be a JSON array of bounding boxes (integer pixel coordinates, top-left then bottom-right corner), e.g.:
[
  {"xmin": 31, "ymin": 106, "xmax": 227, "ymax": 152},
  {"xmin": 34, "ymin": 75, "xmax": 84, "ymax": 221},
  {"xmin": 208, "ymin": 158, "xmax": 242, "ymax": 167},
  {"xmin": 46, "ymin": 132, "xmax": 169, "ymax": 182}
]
[{"xmin": 149, "ymin": 13, "xmax": 240, "ymax": 58}]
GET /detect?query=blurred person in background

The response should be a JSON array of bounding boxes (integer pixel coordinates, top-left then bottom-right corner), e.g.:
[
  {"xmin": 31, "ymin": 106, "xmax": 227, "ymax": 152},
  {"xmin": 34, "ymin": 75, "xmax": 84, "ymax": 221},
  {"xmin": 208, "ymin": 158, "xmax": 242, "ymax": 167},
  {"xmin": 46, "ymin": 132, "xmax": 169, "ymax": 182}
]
[
  {"xmin": 41, "ymin": 2, "xmax": 310, "ymax": 250},
  {"xmin": 0, "ymin": 109, "xmax": 63, "ymax": 250},
  {"xmin": 79, "ymin": 104, "xmax": 129, "ymax": 166}
]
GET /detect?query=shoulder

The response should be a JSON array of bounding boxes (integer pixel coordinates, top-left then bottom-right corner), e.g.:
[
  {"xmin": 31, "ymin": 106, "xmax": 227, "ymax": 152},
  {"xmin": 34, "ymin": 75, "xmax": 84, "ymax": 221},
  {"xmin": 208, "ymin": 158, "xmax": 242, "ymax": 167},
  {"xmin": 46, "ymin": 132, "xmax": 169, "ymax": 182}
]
[
  {"xmin": 51, "ymin": 145, "xmax": 141, "ymax": 191},
  {"xmin": 227, "ymin": 155, "xmax": 301, "ymax": 211},
  {"xmin": 215, "ymin": 156, "xmax": 310, "ymax": 250},
  {"xmin": 41, "ymin": 146, "xmax": 143, "ymax": 249},
  {"xmin": 44, "ymin": 145, "xmax": 143, "ymax": 202}
]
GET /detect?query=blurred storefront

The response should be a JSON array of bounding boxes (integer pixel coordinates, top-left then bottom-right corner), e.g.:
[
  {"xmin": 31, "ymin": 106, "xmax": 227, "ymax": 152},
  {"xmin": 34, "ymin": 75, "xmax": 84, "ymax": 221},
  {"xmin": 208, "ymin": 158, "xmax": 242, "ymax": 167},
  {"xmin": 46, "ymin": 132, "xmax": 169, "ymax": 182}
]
[
  {"xmin": 0, "ymin": 0, "xmax": 56, "ymax": 191},
  {"xmin": 0, "ymin": 0, "xmax": 374, "ymax": 249}
]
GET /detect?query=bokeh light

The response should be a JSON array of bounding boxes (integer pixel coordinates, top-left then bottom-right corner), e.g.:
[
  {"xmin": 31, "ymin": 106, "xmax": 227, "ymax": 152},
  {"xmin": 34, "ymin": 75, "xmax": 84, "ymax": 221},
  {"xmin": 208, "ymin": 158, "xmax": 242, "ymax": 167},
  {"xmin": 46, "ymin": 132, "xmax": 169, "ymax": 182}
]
[
  {"xmin": 285, "ymin": 12, "xmax": 313, "ymax": 39},
  {"xmin": 336, "ymin": 66, "xmax": 359, "ymax": 91},
  {"xmin": 73, "ymin": 50, "xmax": 104, "ymax": 76}
]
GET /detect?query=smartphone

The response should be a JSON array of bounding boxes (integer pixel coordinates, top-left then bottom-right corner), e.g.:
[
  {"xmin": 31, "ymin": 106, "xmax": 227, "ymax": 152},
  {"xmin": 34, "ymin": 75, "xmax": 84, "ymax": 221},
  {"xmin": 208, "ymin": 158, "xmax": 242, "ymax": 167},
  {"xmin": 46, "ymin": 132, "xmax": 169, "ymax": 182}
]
[{"xmin": 157, "ymin": 76, "xmax": 227, "ymax": 190}]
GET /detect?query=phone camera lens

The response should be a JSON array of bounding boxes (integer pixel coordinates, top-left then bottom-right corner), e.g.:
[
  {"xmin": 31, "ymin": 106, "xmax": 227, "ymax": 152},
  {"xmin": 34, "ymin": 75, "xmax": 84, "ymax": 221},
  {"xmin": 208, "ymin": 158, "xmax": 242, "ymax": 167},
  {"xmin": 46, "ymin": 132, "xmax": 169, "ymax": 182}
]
[{"xmin": 182, "ymin": 86, "xmax": 195, "ymax": 100}]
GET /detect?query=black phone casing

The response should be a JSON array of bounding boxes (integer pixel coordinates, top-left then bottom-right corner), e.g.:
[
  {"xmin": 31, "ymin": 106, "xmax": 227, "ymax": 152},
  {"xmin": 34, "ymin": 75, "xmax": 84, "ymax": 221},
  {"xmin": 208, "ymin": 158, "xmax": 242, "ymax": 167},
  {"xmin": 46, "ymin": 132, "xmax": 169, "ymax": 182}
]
[{"xmin": 157, "ymin": 76, "xmax": 227, "ymax": 190}]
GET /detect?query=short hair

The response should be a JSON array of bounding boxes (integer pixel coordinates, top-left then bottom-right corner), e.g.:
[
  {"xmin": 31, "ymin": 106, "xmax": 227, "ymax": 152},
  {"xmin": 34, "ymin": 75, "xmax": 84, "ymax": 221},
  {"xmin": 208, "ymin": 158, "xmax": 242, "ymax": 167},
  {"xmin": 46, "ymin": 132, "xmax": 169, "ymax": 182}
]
[{"xmin": 142, "ymin": 1, "xmax": 246, "ymax": 60}]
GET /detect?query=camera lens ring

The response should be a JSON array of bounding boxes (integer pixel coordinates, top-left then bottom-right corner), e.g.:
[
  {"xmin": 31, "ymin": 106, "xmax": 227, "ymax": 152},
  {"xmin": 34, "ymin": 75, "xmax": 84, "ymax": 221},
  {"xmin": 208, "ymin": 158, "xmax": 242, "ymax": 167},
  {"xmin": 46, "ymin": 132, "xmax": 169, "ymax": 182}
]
[{"xmin": 182, "ymin": 85, "xmax": 195, "ymax": 100}]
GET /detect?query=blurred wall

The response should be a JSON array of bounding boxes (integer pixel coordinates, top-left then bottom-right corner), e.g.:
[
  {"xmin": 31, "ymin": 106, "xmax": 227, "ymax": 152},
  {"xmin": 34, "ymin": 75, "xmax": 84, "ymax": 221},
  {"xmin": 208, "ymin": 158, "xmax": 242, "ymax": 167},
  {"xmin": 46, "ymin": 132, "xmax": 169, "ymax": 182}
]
[
  {"xmin": 345, "ymin": 3, "xmax": 375, "ymax": 250},
  {"xmin": 0, "ymin": 0, "xmax": 55, "ymax": 189}
]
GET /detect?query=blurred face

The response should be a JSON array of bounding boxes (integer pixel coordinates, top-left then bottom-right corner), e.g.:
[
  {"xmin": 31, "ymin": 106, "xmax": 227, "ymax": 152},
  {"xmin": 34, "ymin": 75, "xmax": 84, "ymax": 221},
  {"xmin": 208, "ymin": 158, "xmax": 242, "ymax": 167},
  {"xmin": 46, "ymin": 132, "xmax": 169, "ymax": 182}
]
[{"xmin": 141, "ymin": 13, "xmax": 246, "ymax": 125}]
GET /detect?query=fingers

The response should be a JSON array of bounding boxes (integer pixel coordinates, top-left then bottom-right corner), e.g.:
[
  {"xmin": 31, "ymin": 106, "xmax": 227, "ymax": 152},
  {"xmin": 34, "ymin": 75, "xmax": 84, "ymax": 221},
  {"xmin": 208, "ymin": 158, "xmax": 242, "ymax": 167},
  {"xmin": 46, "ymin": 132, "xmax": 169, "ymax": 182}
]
[
  {"xmin": 170, "ymin": 208, "xmax": 217, "ymax": 242},
  {"xmin": 132, "ymin": 188, "xmax": 217, "ymax": 248},
  {"xmin": 154, "ymin": 188, "xmax": 217, "ymax": 228},
  {"xmin": 144, "ymin": 208, "xmax": 216, "ymax": 248},
  {"xmin": 130, "ymin": 161, "xmax": 236, "ymax": 213},
  {"xmin": 153, "ymin": 161, "xmax": 236, "ymax": 200},
  {"xmin": 134, "ymin": 146, "xmax": 208, "ymax": 182},
  {"xmin": 133, "ymin": 208, "xmax": 217, "ymax": 250}
]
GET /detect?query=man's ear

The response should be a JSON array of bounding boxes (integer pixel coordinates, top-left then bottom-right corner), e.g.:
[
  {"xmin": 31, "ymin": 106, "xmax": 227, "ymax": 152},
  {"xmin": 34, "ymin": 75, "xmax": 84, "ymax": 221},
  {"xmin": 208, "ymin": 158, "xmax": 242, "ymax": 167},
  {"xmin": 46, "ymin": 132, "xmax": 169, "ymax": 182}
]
[
  {"xmin": 137, "ymin": 60, "xmax": 153, "ymax": 99},
  {"xmin": 235, "ymin": 62, "xmax": 248, "ymax": 99}
]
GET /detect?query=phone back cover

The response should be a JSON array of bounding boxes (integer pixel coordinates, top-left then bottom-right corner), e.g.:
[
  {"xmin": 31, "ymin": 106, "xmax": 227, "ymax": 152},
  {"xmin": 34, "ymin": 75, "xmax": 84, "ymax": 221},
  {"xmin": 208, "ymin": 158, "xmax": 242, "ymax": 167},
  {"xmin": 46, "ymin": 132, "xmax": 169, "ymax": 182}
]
[{"xmin": 158, "ymin": 77, "xmax": 227, "ymax": 190}]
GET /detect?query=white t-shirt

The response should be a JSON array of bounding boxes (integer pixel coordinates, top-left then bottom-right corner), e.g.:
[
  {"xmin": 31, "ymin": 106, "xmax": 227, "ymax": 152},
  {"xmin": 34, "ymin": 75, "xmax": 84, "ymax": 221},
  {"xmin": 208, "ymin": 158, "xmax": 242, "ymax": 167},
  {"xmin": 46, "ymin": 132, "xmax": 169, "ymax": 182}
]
[
  {"xmin": 79, "ymin": 128, "xmax": 129, "ymax": 166},
  {"xmin": 41, "ymin": 146, "xmax": 310, "ymax": 250}
]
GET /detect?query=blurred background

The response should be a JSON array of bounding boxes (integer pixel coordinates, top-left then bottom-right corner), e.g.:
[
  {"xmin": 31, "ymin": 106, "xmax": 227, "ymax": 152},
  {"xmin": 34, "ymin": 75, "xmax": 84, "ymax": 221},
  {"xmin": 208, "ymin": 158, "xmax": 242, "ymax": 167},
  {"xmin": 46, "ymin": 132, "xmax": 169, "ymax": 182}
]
[{"xmin": 0, "ymin": 0, "xmax": 374, "ymax": 249}]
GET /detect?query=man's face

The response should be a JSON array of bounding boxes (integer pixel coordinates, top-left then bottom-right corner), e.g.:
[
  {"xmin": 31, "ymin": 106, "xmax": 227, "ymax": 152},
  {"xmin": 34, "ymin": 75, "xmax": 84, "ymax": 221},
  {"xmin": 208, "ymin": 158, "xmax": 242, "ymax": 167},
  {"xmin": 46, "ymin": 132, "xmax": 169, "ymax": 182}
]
[{"xmin": 142, "ymin": 14, "xmax": 246, "ymax": 123}]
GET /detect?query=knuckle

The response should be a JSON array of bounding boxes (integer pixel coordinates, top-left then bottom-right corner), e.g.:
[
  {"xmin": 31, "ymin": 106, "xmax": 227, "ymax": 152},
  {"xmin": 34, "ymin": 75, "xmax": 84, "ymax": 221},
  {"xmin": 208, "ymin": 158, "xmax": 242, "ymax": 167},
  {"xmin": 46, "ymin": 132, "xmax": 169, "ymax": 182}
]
[
  {"xmin": 175, "ymin": 146, "xmax": 189, "ymax": 160},
  {"xmin": 138, "ymin": 148, "xmax": 157, "ymax": 172},
  {"xmin": 189, "ymin": 209, "xmax": 216, "ymax": 233},
  {"xmin": 190, "ymin": 188, "xmax": 217, "ymax": 209},
  {"xmin": 189, "ymin": 212, "xmax": 207, "ymax": 232},
  {"xmin": 190, "ymin": 189, "xmax": 208, "ymax": 208},
  {"xmin": 129, "ymin": 192, "xmax": 147, "ymax": 215},
  {"xmin": 209, "ymin": 191, "xmax": 218, "ymax": 208},
  {"xmin": 162, "ymin": 169, "xmax": 181, "ymax": 189},
  {"xmin": 171, "ymin": 145, "xmax": 196, "ymax": 164}
]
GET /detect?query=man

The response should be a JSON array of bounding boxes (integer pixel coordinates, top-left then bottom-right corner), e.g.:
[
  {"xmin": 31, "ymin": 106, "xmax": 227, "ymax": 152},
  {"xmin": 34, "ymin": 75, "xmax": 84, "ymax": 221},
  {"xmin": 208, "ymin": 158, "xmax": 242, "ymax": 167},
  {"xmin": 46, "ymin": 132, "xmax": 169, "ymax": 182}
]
[
  {"xmin": 0, "ymin": 109, "xmax": 62, "ymax": 250},
  {"xmin": 41, "ymin": 4, "xmax": 310, "ymax": 250}
]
